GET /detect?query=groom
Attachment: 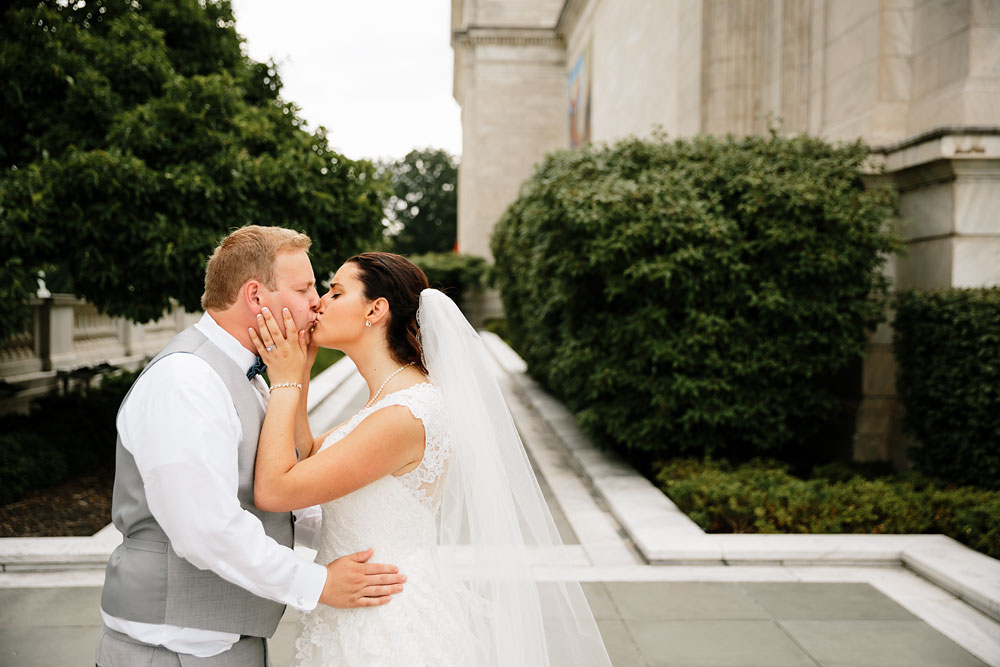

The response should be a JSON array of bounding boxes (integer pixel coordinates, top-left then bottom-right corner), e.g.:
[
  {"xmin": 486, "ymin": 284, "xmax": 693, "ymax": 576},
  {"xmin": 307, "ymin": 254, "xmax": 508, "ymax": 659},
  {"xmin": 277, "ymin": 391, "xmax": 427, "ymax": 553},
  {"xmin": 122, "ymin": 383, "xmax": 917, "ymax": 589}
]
[{"xmin": 96, "ymin": 225, "xmax": 404, "ymax": 666}]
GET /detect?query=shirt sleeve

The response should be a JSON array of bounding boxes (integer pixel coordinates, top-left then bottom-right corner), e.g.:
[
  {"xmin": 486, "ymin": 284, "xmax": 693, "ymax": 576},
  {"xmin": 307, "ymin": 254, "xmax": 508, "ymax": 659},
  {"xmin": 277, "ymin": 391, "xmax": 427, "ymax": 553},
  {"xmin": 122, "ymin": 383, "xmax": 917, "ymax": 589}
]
[
  {"xmin": 292, "ymin": 506, "xmax": 323, "ymax": 551},
  {"xmin": 118, "ymin": 354, "xmax": 328, "ymax": 611}
]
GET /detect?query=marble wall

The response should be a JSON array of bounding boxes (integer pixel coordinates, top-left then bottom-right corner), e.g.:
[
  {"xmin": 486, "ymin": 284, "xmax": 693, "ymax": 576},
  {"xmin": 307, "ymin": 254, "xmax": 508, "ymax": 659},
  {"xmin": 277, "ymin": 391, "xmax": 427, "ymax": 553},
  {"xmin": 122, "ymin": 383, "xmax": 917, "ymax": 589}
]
[{"xmin": 564, "ymin": 0, "xmax": 684, "ymax": 144}]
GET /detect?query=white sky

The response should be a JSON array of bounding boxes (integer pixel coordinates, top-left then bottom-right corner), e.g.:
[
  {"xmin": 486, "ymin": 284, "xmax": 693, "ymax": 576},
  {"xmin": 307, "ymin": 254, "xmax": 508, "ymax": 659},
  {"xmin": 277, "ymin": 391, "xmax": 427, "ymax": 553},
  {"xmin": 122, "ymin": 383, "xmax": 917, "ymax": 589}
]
[{"xmin": 230, "ymin": 0, "xmax": 461, "ymax": 162}]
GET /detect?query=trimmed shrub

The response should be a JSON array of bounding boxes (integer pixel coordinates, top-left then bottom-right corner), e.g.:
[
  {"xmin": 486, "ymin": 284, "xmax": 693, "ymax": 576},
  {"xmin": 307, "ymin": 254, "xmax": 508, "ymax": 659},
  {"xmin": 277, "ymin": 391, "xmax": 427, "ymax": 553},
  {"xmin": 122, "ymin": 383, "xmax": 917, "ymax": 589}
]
[
  {"xmin": 408, "ymin": 252, "xmax": 489, "ymax": 307},
  {"xmin": 655, "ymin": 458, "xmax": 1000, "ymax": 558},
  {"xmin": 0, "ymin": 370, "xmax": 137, "ymax": 505},
  {"xmin": 0, "ymin": 429, "xmax": 68, "ymax": 506},
  {"xmin": 893, "ymin": 288, "xmax": 1000, "ymax": 489},
  {"xmin": 492, "ymin": 133, "xmax": 900, "ymax": 461},
  {"xmin": 928, "ymin": 487, "xmax": 1000, "ymax": 556}
]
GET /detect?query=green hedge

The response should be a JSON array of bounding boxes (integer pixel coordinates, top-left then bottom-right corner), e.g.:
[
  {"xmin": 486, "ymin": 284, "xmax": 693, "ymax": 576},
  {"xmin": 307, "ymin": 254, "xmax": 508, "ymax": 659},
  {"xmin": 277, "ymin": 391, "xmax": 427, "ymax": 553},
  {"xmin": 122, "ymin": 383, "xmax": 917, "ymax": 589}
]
[
  {"xmin": 408, "ymin": 252, "xmax": 489, "ymax": 307},
  {"xmin": 492, "ymin": 133, "xmax": 899, "ymax": 461},
  {"xmin": 656, "ymin": 458, "xmax": 1000, "ymax": 559},
  {"xmin": 0, "ymin": 370, "xmax": 137, "ymax": 505},
  {"xmin": 893, "ymin": 288, "xmax": 1000, "ymax": 489}
]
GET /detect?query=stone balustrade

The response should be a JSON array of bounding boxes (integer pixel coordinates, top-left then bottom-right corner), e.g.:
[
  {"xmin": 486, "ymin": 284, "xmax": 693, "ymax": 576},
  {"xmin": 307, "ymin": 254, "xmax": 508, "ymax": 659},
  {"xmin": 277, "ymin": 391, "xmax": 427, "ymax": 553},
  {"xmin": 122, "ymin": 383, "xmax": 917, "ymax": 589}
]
[{"xmin": 0, "ymin": 295, "xmax": 198, "ymax": 413}]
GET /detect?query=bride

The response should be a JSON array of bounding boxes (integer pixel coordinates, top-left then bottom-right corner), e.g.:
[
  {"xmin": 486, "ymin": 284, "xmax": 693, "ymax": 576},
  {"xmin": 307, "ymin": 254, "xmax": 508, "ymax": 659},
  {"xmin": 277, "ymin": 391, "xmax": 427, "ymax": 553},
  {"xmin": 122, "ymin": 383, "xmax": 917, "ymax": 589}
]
[{"xmin": 249, "ymin": 252, "xmax": 610, "ymax": 666}]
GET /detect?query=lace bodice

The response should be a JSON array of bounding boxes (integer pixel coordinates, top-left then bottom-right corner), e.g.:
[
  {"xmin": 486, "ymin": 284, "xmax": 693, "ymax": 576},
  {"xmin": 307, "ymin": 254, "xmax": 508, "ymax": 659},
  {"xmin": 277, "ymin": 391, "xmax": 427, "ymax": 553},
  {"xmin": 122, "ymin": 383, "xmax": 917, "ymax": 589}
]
[
  {"xmin": 293, "ymin": 381, "xmax": 470, "ymax": 666},
  {"xmin": 319, "ymin": 382, "xmax": 452, "ymax": 512}
]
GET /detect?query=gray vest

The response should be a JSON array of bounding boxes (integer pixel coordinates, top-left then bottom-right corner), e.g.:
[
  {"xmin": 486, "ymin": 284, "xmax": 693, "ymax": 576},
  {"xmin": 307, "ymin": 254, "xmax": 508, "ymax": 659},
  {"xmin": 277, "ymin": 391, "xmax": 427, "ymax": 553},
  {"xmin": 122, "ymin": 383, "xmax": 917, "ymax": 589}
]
[{"xmin": 101, "ymin": 326, "xmax": 294, "ymax": 637}]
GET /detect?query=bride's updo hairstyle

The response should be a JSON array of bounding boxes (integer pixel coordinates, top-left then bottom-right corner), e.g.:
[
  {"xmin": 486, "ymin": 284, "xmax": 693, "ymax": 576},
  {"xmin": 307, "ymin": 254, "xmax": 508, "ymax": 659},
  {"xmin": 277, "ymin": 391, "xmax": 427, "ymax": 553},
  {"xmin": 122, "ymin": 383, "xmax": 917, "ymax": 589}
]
[{"xmin": 347, "ymin": 252, "xmax": 430, "ymax": 375}]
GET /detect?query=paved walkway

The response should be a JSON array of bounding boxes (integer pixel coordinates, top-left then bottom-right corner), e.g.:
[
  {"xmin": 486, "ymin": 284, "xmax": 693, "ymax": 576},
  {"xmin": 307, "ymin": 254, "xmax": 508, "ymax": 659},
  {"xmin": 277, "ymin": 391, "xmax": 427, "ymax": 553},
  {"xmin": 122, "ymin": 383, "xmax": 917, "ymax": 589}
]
[{"xmin": 2, "ymin": 339, "xmax": 999, "ymax": 666}]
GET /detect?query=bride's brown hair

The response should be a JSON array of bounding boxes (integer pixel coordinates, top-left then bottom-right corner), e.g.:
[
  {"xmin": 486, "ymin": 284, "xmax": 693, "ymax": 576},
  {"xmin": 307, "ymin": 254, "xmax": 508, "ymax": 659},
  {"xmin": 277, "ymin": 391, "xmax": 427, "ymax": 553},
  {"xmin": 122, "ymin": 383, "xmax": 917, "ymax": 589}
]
[{"xmin": 347, "ymin": 252, "xmax": 430, "ymax": 375}]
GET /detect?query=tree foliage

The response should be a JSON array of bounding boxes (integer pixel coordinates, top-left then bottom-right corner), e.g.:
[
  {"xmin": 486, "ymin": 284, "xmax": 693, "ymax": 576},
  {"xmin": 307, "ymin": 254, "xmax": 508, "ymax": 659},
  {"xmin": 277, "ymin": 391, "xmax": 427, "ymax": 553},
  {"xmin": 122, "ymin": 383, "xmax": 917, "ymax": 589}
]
[
  {"xmin": 492, "ymin": 133, "xmax": 900, "ymax": 462},
  {"xmin": 379, "ymin": 148, "xmax": 457, "ymax": 254},
  {"xmin": 0, "ymin": 0, "xmax": 384, "ymax": 341}
]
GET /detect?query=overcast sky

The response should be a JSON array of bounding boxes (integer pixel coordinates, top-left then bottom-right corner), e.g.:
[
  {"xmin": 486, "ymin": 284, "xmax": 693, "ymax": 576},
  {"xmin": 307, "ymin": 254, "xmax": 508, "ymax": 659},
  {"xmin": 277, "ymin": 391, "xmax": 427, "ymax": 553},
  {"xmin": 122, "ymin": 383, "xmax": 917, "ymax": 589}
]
[{"xmin": 230, "ymin": 0, "xmax": 462, "ymax": 162}]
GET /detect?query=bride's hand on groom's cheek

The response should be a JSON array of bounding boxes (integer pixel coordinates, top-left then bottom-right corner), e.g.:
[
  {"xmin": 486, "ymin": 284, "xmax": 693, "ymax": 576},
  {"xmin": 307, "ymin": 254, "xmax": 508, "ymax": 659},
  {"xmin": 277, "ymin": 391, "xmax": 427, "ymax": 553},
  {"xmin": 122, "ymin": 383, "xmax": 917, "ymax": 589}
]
[
  {"xmin": 320, "ymin": 548, "xmax": 406, "ymax": 608},
  {"xmin": 248, "ymin": 306, "xmax": 308, "ymax": 384}
]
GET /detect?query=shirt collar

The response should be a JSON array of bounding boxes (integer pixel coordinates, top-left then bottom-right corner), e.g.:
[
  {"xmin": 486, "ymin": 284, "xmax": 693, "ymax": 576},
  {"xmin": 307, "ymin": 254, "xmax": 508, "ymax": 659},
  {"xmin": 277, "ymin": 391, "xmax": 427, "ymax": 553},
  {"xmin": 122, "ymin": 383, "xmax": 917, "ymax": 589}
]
[{"xmin": 194, "ymin": 312, "xmax": 257, "ymax": 375}]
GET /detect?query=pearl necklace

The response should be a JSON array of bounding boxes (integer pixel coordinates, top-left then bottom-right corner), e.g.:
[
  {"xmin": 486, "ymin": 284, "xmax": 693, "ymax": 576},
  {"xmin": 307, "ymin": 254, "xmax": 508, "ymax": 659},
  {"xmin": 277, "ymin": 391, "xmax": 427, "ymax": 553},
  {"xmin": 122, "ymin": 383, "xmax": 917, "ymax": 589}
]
[{"xmin": 365, "ymin": 362, "xmax": 413, "ymax": 409}]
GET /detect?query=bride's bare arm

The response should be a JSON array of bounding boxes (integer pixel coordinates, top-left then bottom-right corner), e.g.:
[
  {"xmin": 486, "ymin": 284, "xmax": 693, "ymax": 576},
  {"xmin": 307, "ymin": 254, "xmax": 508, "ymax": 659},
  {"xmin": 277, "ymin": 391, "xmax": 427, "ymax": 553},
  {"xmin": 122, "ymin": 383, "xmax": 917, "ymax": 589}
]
[
  {"xmin": 291, "ymin": 330, "xmax": 322, "ymax": 460},
  {"xmin": 255, "ymin": 405, "xmax": 425, "ymax": 512},
  {"xmin": 292, "ymin": 375, "xmax": 314, "ymax": 460},
  {"xmin": 310, "ymin": 421, "xmax": 347, "ymax": 458}
]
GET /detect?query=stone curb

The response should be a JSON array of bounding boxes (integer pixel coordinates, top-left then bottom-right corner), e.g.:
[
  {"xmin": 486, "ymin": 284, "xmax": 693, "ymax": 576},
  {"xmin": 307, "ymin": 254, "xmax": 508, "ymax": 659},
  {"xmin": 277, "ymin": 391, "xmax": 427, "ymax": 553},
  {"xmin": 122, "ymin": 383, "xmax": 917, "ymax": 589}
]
[
  {"xmin": 0, "ymin": 356, "xmax": 360, "ymax": 572},
  {"xmin": 479, "ymin": 332, "xmax": 1000, "ymax": 624}
]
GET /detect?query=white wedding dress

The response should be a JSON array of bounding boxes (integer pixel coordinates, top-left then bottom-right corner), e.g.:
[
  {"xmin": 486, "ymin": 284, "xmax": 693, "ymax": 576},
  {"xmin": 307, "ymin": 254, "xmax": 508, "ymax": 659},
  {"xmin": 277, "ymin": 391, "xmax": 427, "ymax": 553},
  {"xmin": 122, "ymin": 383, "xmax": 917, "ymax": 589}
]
[
  {"xmin": 292, "ymin": 382, "xmax": 474, "ymax": 666},
  {"xmin": 292, "ymin": 289, "xmax": 611, "ymax": 666}
]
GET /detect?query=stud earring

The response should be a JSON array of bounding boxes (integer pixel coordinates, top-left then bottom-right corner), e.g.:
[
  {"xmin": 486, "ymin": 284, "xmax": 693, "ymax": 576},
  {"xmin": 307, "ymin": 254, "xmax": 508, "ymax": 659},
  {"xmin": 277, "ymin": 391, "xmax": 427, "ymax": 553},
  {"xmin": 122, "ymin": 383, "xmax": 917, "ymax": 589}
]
[{"xmin": 365, "ymin": 320, "xmax": 372, "ymax": 328}]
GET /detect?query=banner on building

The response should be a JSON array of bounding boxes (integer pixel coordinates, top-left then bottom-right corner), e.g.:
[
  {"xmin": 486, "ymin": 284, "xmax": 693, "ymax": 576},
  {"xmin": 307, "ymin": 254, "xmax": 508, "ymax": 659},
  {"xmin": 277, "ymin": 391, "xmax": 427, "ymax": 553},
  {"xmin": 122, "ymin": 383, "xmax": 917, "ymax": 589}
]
[{"xmin": 568, "ymin": 44, "xmax": 591, "ymax": 148}]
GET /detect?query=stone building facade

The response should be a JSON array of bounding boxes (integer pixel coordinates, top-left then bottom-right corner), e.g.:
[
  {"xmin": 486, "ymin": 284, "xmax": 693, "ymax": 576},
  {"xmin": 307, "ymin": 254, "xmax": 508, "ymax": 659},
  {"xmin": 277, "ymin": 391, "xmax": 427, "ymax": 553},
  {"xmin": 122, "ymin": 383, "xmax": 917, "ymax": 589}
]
[{"xmin": 451, "ymin": 0, "xmax": 1000, "ymax": 463}]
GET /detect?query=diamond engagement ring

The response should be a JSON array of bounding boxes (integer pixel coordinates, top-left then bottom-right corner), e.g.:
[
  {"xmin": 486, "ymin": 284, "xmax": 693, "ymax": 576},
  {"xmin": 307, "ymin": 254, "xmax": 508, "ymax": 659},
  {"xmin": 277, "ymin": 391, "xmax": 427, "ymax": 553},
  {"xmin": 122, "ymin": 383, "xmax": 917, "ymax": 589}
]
[{"xmin": 266, "ymin": 345, "xmax": 276, "ymax": 352}]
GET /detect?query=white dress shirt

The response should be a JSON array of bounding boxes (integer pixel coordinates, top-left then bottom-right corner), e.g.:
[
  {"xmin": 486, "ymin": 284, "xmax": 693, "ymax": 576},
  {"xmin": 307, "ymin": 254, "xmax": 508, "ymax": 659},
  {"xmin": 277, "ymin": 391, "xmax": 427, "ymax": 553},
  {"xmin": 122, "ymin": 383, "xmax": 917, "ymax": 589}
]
[{"xmin": 101, "ymin": 312, "xmax": 327, "ymax": 657}]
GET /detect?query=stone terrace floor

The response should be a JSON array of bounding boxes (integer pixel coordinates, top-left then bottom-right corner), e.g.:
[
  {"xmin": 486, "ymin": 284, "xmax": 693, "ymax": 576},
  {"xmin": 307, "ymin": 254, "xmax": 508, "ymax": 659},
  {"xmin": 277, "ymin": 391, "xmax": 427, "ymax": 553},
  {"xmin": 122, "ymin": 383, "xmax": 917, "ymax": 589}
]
[
  {"xmin": 2, "ymin": 337, "xmax": 998, "ymax": 666},
  {"xmin": 0, "ymin": 580, "xmax": 988, "ymax": 666}
]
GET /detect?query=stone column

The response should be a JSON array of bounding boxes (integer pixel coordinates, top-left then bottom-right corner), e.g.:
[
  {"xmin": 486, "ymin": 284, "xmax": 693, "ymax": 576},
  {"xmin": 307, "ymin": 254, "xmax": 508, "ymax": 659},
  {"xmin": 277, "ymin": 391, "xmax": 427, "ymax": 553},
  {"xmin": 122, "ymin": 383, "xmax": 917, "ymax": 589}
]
[
  {"xmin": 452, "ymin": 27, "xmax": 567, "ymax": 259},
  {"xmin": 36, "ymin": 295, "xmax": 77, "ymax": 372},
  {"xmin": 120, "ymin": 319, "xmax": 145, "ymax": 358},
  {"xmin": 857, "ymin": 128, "xmax": 1000, "ymax": 464}
]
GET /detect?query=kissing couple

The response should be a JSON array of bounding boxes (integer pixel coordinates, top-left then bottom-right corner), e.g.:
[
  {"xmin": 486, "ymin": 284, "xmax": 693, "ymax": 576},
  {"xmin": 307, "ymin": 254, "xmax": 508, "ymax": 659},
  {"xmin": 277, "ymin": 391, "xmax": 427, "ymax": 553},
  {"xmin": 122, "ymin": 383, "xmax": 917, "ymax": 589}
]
[{"xmin": 95, "ymin": 225, "xmax": 611, "ymax": 666}]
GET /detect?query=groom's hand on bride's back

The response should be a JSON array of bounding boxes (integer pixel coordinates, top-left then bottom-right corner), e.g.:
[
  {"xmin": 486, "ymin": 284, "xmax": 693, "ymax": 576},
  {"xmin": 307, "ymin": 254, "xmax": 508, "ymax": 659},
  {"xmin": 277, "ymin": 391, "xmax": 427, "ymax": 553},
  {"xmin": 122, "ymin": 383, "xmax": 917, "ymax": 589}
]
[{"xmin": 320, "ymin": 547, "xmax": 406, "ymax": 608}]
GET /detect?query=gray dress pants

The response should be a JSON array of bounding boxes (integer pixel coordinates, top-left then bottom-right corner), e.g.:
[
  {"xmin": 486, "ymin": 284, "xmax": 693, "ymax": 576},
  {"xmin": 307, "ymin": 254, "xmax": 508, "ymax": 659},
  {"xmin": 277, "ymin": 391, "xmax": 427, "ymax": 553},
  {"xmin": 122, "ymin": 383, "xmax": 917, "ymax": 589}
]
[{"xmin": 95, "ymin": 625, "xmax": 272, "ymax": 667}]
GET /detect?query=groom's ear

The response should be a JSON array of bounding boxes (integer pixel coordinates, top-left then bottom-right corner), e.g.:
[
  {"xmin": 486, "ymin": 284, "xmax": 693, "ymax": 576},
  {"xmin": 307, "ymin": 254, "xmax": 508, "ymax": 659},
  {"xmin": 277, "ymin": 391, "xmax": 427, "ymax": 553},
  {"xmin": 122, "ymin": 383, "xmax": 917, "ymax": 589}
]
[{"xmin": 244, "ymin": 280, "xmax": 263, "ymax": 312}]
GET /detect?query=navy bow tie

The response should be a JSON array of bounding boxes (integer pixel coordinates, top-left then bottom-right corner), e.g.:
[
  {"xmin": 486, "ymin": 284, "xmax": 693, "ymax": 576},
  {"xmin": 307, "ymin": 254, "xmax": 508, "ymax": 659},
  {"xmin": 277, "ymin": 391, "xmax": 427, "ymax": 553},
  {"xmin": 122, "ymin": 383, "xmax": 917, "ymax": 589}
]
[{"xmin": 247, "ymin": 356, "xmax": 267, "ymax": 381}]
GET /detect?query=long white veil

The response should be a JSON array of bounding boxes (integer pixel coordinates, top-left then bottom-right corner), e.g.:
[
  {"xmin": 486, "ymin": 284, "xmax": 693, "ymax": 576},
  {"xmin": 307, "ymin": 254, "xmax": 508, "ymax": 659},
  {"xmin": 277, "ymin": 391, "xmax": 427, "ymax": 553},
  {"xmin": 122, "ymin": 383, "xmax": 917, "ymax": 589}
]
[{"xmin": 418, "ymin": 288, "xmax": 611, "ymax": 666}]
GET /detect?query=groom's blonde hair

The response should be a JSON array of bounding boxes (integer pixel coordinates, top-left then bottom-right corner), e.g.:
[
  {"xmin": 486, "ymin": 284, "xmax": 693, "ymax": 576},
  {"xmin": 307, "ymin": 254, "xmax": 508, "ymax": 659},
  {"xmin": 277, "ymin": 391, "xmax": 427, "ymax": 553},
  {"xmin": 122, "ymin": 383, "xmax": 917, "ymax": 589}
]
[{"xmin": 201, "ymin": 225, "xmax": 311, "ymax": 310}]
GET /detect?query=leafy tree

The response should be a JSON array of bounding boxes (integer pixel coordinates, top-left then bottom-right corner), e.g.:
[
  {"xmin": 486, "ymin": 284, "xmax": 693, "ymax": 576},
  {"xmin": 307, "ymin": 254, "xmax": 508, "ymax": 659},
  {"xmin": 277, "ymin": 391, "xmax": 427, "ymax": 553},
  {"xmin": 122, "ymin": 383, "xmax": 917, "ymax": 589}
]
[
  {"xmin": 0, "ymin": 0, "xmax": 384, "ymax": 341},
  {"xmin": 380, "ymin": 148, "xmax": 457, "ymax": 254}
]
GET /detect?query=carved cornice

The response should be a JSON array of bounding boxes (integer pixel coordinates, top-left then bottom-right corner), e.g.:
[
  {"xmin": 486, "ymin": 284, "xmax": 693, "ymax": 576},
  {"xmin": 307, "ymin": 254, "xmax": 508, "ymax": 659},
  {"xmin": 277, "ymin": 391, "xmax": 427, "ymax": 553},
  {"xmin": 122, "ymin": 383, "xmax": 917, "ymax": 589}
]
[
  {"xmin": 452, "ymin": 26, "xmax": 563, "ymax": 49},
  {"xmin": 868, "ymin": 126, "xmax": 1000, "ymax": 155},
  {"xmin": 555, "ymin": 0, "xmax": 588, "ymax": 39},
  {"xmin": 865, "ymin": 126, "xmax": 1000, "ymax": 182}
]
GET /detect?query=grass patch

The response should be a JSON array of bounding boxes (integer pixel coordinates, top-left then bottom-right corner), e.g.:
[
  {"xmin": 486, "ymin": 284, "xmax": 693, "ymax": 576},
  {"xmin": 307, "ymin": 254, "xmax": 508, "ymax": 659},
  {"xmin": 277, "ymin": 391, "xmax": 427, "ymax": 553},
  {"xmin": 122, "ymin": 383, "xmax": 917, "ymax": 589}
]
[{"xmin": 311, "ymin": 347, "xmax": 345, "ymax": 378}]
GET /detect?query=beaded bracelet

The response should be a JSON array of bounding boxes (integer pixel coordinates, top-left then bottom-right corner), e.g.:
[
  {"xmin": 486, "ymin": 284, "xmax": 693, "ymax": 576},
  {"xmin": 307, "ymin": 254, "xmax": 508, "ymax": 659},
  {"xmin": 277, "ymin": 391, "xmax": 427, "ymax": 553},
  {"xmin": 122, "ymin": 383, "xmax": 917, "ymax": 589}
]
[{"xmin": 269, "ymin": 381, "xmax": 303, "ymax": 393}]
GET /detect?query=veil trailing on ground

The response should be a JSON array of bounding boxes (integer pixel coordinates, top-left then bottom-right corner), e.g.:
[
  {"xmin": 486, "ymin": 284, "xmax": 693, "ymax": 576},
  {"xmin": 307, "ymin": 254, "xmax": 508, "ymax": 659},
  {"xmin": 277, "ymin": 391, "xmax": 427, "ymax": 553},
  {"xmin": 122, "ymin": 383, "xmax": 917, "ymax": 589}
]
[{"xmin": 417, "ymin": 288, "xmax": 611, "ymax": 666}]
